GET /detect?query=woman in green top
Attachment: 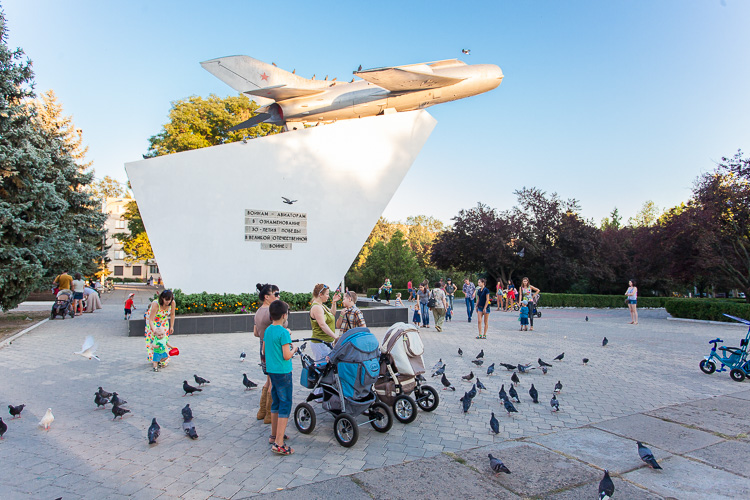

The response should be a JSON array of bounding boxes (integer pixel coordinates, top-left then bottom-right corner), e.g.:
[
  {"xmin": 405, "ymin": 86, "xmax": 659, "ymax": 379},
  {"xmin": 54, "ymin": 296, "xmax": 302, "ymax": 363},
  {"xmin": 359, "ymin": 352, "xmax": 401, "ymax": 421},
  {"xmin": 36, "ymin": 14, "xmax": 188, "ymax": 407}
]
[{"xmin": 309, "ymin": 283, "xmax": 341, "ymax": 362}]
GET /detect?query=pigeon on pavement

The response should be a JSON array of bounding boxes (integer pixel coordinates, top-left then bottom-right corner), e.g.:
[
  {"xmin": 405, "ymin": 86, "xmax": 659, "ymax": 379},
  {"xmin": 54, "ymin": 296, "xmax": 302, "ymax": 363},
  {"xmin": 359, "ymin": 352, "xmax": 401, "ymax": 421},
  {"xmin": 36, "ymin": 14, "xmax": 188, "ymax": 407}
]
[
  {"xmin": 110, "ymin": 393, "xmax": 127, "ymax": 406},
  {"xmin": 467, "ymin": 384, "xmax": 477, "ymax": 399},
  {"xmin": 476, "ymin": 378, "xmax": 486, "ymax": 392},
  {"xmin": 585, "ymin": 315, "xmax": 589, "ymax": 322},
  {"xmin": 8, "ymin": 404, "xmax": 25, "ymax": 419},
  {"xmin": 542, "ymin": 367, "xmax": 548, "ymax": 375},
  {"xmin": 441, "ymin": 373, "xmax": 455, "ymax": 391},
  {"xmin": 432, "ymin": 365, "xmax": 446, "ymax": 377},
  {"xmin": 488, "ymin": 453, "xmax": 511, "ymax": 474},
  {"xmin": 487, "ymin": 363, "xmax": 495, "ymax": 376},
  {"xmin": 602, "ymin": 337, "xmax": 609, "ymax": 347},
  {"xmin": 194, "ymin": 375, "xmax": 210, "ymax": 386},
  {"xmin": 183, "ymin": 381, "xmax": 202, "ymax": 396},
  {"xmin": 182, "ymin": 404, "xmax": 193, "ymax": 422},
  {"xmin": 183, "ymin": 420, "xmax": 198, "ymax": 439},
  {"xmin": 517, "ymin": 363, "xmax": 533, "ymax": 374},
  {"xmin": 39, "ymin": 408, "xmax": 54, "ymax": 430},
  {"xmin": 538, "ymin": 358, "xmax": 552, "ymax": 368},
  {"xmin": 509, "ymin": 384, "xmax": 520, "ymax": 403},
  {"xmin": 147, "ymin": 418, "xmax": 160, "ymax": 444},
  {"xmin": 553, "ymin": 352, "xmax": 565, "ymax": 361},
  {"xmin": 498, "ymin": 384, "xmax": 507, "ymax": 401},
  {"xmin": 503, "ymin": 398, "xmax": 518, "ymax": 416},
  {"xmin": 242, "ymin": 374, "xmax": 257, "ymax": 390},
  {"xmin": 598, "ymin": 469, "xmax": 615, "ymax": 499},
  {"xmin": 458, "ymin": 348, "xmax": 463, "ymax": 356},
  {"xmin": 489, "ymin": 413, "xmax": 500, "ymax": 434},
  {"xmin": 240, "ymin": 351, "xmax": 246, "ymax": 362},
  {"xmin": 111, "ymin": 404, "xmax": 130, "ymax": 420},
  {"xmin": 554, "ymin": 381, "xmax": 563, "ymax": 393},
  {"xmin": 550, "ymin": 394, "xmax": 560, "ymax": 412},
  {"xmin": 637, "ymin": 441, "xmax": 663, "ymax": 469},
  {"xmin": 432, "ymin": 359, "xmax": 444, "ymax": 371},
  {"xmin": 0, "ymin": 417, "xmax": 7, "ymax": 439},
  {"xmin": 460, "ymin": 392, "xmax": 472, "ymax": 413},
  {"xmin": 98, "ymin": 387, "xmax": 112, "ymax": 399},
  {"xmin": 511, "ymin": 372, "xmax": 520, "ymax": 385},
  {"xmin": 500, "ymin": 363, "xmax": 517, "ymax": 371},
  {"xmin": 583, "ymin": 358, "xmax": 589, "ymax": 366},
  {"xmin": 94, "ymin": 393, "xmax": 109, "ymax": 409},
  {"xmin": 462, "ymin": 371, "xmax": 474, "ymax": 381},
  {"xmin": 74, "ymin": 336, "xmax": 100, "ymax": 361},
  {"xmin": 476, "ymin": 349, "xmax": 484, "ymax": 359},
  {"xmin": 529, "ymin": 384, "xmax": 539, "ymax": 403},
  {"xmin": 472, "ymin": 359, "xmax": 484, "ymax": 366}
]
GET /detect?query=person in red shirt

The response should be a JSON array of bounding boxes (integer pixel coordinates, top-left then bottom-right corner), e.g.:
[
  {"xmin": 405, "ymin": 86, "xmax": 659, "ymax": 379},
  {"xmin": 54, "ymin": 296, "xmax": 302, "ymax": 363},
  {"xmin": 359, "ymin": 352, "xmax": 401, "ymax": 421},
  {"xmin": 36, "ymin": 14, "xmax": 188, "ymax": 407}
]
[{"xmin": 124, "ymin": 293, "xmax": 136, "ymax": 320}]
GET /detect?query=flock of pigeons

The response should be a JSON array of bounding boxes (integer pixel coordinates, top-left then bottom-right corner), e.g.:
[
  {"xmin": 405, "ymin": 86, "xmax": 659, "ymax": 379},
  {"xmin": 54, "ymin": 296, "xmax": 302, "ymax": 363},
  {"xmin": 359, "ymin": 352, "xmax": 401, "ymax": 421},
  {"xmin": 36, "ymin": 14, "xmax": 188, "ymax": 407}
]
[{"xmin": 430, "ymin": 336, "xmax": 662, "ymax": 499}]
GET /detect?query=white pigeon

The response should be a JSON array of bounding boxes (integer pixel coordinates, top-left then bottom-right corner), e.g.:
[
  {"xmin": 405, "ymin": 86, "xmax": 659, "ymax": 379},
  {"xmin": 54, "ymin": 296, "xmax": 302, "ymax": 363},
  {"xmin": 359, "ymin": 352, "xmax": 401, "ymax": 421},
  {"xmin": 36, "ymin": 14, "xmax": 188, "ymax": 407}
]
[
  {"xmin": 74, "ymin": 336, "xmax": 100, "ymax": 361},
  {"xmin": 39, "ymin": 408, "xmax": 54, "ymax": 430}
]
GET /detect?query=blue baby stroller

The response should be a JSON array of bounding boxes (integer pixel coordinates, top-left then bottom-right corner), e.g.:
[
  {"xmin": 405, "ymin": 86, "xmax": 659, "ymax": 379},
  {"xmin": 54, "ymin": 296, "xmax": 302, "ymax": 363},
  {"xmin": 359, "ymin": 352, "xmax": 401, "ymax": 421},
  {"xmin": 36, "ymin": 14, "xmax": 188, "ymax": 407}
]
[
  {"xmin": 700, "ymin": 314, "xmax": 750, "ymax": 382},
  {"xmin": 293, "ymin": 328, "xmax": 394, "ymax": 447}
]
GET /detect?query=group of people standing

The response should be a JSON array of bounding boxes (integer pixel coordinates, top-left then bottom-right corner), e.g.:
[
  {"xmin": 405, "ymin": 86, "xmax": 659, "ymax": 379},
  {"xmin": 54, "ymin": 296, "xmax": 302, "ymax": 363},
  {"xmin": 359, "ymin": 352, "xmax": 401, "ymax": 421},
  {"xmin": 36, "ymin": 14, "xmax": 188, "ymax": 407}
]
[{"xmin": 52, "ymin": 271, "xmax": 103, "ymax": 314}]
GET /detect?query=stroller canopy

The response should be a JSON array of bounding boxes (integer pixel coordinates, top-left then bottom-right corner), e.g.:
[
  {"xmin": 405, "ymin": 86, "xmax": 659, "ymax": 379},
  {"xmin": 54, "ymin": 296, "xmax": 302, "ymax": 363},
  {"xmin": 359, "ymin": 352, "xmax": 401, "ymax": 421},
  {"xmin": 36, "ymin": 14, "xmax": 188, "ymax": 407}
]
[
  {"xmin": 328, "ymin": 327, "xmax": 380, "ymax": 400},
  {"xmin": 381, "ymin": 322, "xmax": 426, "ymax": 376}
]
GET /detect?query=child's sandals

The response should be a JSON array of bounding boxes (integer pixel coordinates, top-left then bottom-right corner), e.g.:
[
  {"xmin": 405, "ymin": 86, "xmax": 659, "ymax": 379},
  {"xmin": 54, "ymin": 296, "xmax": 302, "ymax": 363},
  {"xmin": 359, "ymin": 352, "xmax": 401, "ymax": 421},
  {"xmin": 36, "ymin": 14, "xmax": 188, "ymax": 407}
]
[
  {"xmin": 271, "ymin": 443, "xmax": 294, "ymax": 455},
  {"xmin": 269, "ymin": 434, "xmax": 289, "ymax": 444}
]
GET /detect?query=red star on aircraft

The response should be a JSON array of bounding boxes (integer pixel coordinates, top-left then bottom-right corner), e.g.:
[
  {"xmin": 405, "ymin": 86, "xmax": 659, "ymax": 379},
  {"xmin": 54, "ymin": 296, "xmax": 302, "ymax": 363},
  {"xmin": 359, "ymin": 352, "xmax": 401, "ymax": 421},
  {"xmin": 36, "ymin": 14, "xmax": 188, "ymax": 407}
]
[{"xmin": 260, "ymin": 72, "xmax": 269, "ymax": 81}]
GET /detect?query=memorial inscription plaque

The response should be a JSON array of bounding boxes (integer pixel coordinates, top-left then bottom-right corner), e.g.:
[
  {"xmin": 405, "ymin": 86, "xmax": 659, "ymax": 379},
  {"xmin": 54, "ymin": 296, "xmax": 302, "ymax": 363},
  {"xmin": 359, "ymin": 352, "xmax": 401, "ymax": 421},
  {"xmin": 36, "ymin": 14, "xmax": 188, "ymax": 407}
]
[{"xmin": 244, "ymin": 209, "xmax": 308, "ymax": 249}]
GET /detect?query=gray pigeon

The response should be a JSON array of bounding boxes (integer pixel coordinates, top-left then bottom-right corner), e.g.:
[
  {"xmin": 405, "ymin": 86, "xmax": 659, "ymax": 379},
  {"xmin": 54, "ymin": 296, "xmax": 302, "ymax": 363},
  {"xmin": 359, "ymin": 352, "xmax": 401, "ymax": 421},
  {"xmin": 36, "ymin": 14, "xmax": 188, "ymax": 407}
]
[
  {"xmin": 242, "ymin": 374, "xmax": 257, "ymax": 390},
  {"xmin": 550, "ymin": 394, "xmax": 560, "ymax": 412},
  {"xmin": 240, "ymin": 351, "xmax": 246, "ymax": 362},
  {"xmin": 110, "ymin": 393, "xmax": 127, "ymax": 406},
  {"xmin": 182, "ymin": 404, "xmax": 193, "ymax": 422},
  {"xmin": 98, "ymin": 387, "xmax": 112, "ymax": 399},
  {"xmin": 500, "ymin": 363, "xmax": 516, "ymax": 371},
  {"xmin": 432, "ymin": 364, "xmax": 446, "ymax": 377},
  {"xmin": 476, "ymin": 349, "xmax": 484, "ymax": 359},
  {"xmin": 488, "ymin": 453, "xmax": 511, "ymax": 474},
  {"xmin": 637, "ymin": 441, "xmax": 662, "ymax": 469},
  {"xmin": 111, "ymin": 404, "xmax": 130, "ymax": 420},
  {"xmin": 498, "ymin": 384, "xmax": 507, "ymax": 401},
  {"xmin": 476, "ymin": 378, "xmax": 486, "ymax": 392},
  {"xmin": 432, "ymin": 358, "xmax": 444, "ymax": 371},
  {"xmin": 194, "ymin": 374, "xmax": 210, "ymax": 386},
  {"xmin": 503, "ymin": 398, "xmax": 518, "ymax": 416},
  {"xmin": 183, "ymin": 420, "xmax": 198, "ymax": 439},
  {"xmin": 508, "ymin": 384, "xmax": 520, "ymax": 403},
  {"xmin": 441, "ymin": 373, "xmax": 455, "ymax": 391},
  {"xmin": 542, "ymin": 367, "xmax": 548, "ymax": 375},
  {"xmin": 486, "ymin": 363, "xmax": 495, "ymax": 376},
  {"xmin": 183, "ymin": 381, "xmax": 202, "ymax": 396},
  {"xmin": 511, "ymin": 372, "xmax": 520, "ymax": 385},
  {"xmin": 553, "ymin": 352, "xmax": 564, "ymax": 361},
  {"xmin": 472, "ymin": 359, "xmax": 484, "ymax": 366},
  {"xmin": 489, "ymin": 412, "xmax": 499, "ymax": 434},
  {"xmin": 583, "ymin": 358, "xmax": 589, "ymax": 366},
  {"xmin": 462, "ymin": 371, "xmax": 474, "ymax": 381},
  {"xmin": 602, "ymin": 337, "xmax": 609, "ymax": 347},
  {"xmin": 460, "ymin": 392, "xmax": 472, "ymax": 413},
  {"xmin": 529, "ymin": 384, "xmax": 539, "ymax": 403},
  {"xmin": 517, "ymin": 363, "xmax": 532, "ymax": 373},
  {"xmin": 538, "ymin": 358, "xmax": 552, "ymax": 368},
  {"xmin": 458, "ymin": 348, "xmax": 463, "ymax": 356},
  {"xmin": 598, "ymin": 469, "xmax": 614, "ymax": 499},
  {"xmin": 94, "ymin": 393, "xmax": 109, "ymax": 409},
  {"xmin": 147, "ymin": 418, "xmax": 160, "ymax": 444},
  {"xmin": 467, "ymin": 383, "xmax": 477, "ymax": 399},
  {"xmin": 554, "ymin": 380, "xmax": 563, "ymax": 393}
]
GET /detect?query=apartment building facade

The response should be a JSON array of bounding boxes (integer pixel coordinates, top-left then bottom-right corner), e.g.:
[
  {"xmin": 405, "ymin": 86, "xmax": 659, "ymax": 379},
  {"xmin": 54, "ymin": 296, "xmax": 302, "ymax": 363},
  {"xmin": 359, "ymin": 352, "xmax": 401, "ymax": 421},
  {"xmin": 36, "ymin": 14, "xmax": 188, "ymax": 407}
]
[{"xmin": 103, "ymin": 196, "xmax": 161, "ymax": 282}]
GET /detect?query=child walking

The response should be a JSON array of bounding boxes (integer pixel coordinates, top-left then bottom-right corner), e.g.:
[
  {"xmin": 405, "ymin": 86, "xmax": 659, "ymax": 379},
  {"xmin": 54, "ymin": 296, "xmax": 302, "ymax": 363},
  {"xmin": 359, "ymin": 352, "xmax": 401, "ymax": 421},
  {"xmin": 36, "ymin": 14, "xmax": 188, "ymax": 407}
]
[
  {"xmin": 264, "ymin": 300, "xmax": 298, "ymax": 455},
  {"xmin": 519, "ymin": 300, "xmax": 529, "ymax": 331},
  {"xmin": 124, "ymin": 293, "xmax": 135, "ymax": 320},
  {"xmin": 151, "ymin": 328, "xmax": 173, "ymax": 372},
  {"xmin": 412, "ymin": 303, "xmax": 421, "ymax": 328}
]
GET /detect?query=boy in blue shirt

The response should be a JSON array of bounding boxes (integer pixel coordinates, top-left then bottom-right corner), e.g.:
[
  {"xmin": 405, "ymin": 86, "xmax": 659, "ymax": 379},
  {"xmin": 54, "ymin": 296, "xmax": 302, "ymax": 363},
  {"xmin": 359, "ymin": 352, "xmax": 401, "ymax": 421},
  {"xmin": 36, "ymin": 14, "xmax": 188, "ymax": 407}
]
[
  {"xmin": 264, "ymin": 300, "xmax": 298, "ymax": 455},
  {"xmin": 519, "ymin": 300, "xmax": 529, "ymax": 331}
]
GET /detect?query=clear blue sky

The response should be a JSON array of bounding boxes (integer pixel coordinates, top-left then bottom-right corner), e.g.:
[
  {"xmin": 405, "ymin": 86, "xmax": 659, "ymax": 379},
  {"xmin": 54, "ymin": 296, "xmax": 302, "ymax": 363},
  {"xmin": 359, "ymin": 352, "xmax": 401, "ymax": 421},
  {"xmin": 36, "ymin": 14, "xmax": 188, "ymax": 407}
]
[{"xmin": 5, "ymin": 0, "xmax": 749, "ymax": 225}]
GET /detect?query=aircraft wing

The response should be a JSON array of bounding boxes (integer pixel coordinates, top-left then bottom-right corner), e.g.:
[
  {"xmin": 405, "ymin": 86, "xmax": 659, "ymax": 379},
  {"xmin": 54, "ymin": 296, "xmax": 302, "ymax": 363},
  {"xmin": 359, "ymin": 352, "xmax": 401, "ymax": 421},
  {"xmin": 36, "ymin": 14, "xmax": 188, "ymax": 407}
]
[
  {"xmin": 243, "ymin": 85, "xmax": 324, "ymax": 101},
  {"xmin": 354, "ymin": 67, "xmax": 465, "ymax": 91}
]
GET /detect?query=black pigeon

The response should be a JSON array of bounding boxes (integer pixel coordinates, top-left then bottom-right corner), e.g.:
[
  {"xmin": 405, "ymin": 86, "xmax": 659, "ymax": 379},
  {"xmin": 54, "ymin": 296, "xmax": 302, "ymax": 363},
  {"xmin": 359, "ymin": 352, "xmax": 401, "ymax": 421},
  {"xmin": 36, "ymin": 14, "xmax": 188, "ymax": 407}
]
[
  {"xmin": 538, "ymin": 358, "xmax": 552, "ymax": 368},
  {"xmin": 553, "ymin": 352, "xmax": 564, "ymax": 361},
  {"xmin": 467, "ymin": 383, "xmax": 477, "ymax": 399},
  {"xmin": 240, "ymin": 351, "xmax": 246, "ymax": 362},
  {"xmin": 476, "ymin": 378, "xmax": 486, "ymax": 392},
  {"xmin": 460, "ymin": 392, "xmax": 472, "ymax": 413},
  {"xmin": 487, "ymin": 363, "xmax": 495, "ymax": 376},
  {"xmin": 511, "ymin": 372, "xmax": 520, "ymax": 385},
  {"xmin": 462, "ymin": 371, "xmax": 474, "ymax": 381},
  {"xmin": 542, "ymin": 367, "xmax": 548, "ymax": 375},
  {"xmin": 529, "ymin": 384, "xmax": 539, "ymax": 403},
  {"xmin": 431, "ymin": 358, "xmax": 444, "ymax": 371},
  {"xmin": 110, "ymin": 393, "xmax": 127, "ymax": 406},
  {"xmin": 586, "ymin": 315, "xmax": 589, "ymax": 322},
  {"xmin": 182, "ymin": 404, "xmax": 193, "ymax": 422},
  {"xmin": 503, "ymin": 398, "xmax": 518, "ymax": 415},
  {"xmin": 94, "ymin": 393, "xmax": 109, "ymax": 409},
  {"xmin": 147, "ymin": 418, "xmax": 160, "ymax": 444},
  {"xmin": 489, "ymin": 413, "xmax": 500, "ymax": 434},
  {"xmin": 598, "ymin": 469, "xmax": 614, "ymax": 499},
  {"xmin": 98, "ymin": 387, "xmax": 113, "ymax": 399},
  {"xmin": 242, "ymin": 374, "xmax": 257, "ymax": 390},
  {"xmin": 476, "ymin": 349, "xmax": 484, "ymax": 359},
  {"xmin": 472, "ymin": 359, "xmax": 484, "ymax": 366},
  {"xmin": 183, "ymin": 420, "xmax": 198, "ymax": 439},
  {"xmin": 637, "ymin": 441, "xmax": 662, "ymax": 469},
  {"xmin": 194, "ymin": 374, "xmax": 210, "ymax": 386},
  {"xmin": 0, "ymin": 417, "xmax": 6, "ymax": 439},
  {"xmin": 432, "ymin": 365, "xmax": 446, "ymax": 377},
  {"xmin": 602, "ymin": 337, "xmax": 609, "ymax": 347},
  {"xmin": 500, "ymin": 363, "xmax": 517, "ymax": 371},
  {"xmin": 8, "ymin": 404, "xmax": 25, "ymax": 419},
  {"xmin": 441, "ymin": 373, "xmax": 455, "ymax": 391},
  {"xmin": 488, "ymin": 453, "xmax": 511, "ymax": 474},
  {"xmin": 183, "ymin": 380, "xmax": 202, "ymax": 396},
  {"xmin": 517, "ymin": 363, "xmax": 532, "ymax": 373},
  {"xmin": 554, "ymin": 380, "xmax": 563, "ymax": 393},
  {"xmin": 550, "ymin": 394, "xmax": 560, "ymax": 412},
  {"xmin": 509, "ymin": 384, "xmax": 520, "ymax": 403},
  {"xmin": 111, "ymin": 404, "xmax": 131, "ymax": 420},
  {"xmin": 583, "ymin": 358, "xmax": 589, "ymax": 366},
  {"xmin": 498, "ymin": 384, "xmax": 508, "ymax": 401},
  {"xmin": 458, "ymin": 348, "xmax": 463, "ymax": 356}
]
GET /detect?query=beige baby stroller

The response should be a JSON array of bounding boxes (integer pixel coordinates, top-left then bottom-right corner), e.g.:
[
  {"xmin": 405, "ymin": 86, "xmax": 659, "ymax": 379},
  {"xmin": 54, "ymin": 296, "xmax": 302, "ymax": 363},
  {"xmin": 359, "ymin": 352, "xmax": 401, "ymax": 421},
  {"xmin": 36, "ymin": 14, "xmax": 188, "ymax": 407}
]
[{"xmin": 375, "ymin": 322, "xmax": 439, "ymax": 423}]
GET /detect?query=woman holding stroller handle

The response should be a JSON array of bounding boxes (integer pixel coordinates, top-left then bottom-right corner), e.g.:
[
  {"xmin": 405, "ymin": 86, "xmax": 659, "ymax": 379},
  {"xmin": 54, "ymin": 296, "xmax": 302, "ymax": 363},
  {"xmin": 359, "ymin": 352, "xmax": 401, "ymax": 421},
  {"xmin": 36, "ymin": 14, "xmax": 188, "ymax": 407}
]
[
  {"xmin": 254, "ymin": 283, "xmax": 285, "ymax": 424},
  {"xmin": 336, "ymin": 291, "xmax": 366, "ymax": 334},
  {"xmin": 518, "ymin": 277, "xmax": 540, "ymax": 331},
  {"xmin": 145, "ymin": 289, "xmax": 176, "ymax": 369},
  {"xmin": 309, "ymin": 284, "xmax": 341, "ymax": 361},
  {"xmin": 626, "ymin": 279, "xmax": 638, "ymax": 325}
]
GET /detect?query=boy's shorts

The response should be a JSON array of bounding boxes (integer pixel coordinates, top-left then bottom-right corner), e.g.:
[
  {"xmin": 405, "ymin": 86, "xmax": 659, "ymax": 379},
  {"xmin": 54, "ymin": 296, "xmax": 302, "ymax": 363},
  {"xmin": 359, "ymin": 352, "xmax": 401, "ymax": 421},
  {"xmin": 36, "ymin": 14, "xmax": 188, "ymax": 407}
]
[
  {"xmin": 269, "ymin": 372, "xmax": 293, "ymax": 418},
  {"xmin": 520, "ymin": 317, "xmax": 529, "ymax": 325},
  {"xmin": 153, "ymin": 351, "xmax": 168, "ymax": 362},
  {"xmin": 124, "ymin": 308, "xmax": 132, "ymax": 314}
]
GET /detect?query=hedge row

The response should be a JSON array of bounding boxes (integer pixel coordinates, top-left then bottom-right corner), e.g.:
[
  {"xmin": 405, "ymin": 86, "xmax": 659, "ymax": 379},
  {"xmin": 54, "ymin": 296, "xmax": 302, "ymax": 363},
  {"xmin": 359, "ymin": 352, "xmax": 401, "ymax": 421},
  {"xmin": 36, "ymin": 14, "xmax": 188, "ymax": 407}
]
[
  {"xmin": 664, "ymin": 298, "xmax": 750, "ymax": 322},
  {"xmin": 166, "ymin": 290, "xmax": 338, "ymax": 316}
]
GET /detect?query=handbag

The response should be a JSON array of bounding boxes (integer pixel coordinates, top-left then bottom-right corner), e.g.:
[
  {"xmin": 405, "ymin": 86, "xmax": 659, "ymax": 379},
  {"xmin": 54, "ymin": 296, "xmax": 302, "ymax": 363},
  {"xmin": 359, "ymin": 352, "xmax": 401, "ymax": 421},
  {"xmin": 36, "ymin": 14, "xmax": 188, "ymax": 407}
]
[{"xmin": 427, "ymin": 291, "xmax": 437, "ymax": 309}]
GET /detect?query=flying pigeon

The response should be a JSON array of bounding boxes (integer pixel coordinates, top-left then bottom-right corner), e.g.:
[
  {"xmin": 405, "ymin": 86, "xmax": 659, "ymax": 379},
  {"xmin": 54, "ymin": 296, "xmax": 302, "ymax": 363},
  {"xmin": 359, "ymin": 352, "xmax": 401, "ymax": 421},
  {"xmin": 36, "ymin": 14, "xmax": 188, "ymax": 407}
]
[
  {"xmin": 183, "ymin": 420, "xmax": 198, "ymax": 439},
  {"xmin": 516, "ymin": 247, "xmax": 525, "ymax": 258},
  {"xmin": 554, "ymin": 381, "xmax": 563, "ymax": 393},
  {"xmin": 39, "ymin": 408, "xmax": 54, "ymax": 430},
  {"xmin": 460, "ymin": 392, "xmax": 472, "ymax": 413},
  {"xmin": 489, "ymin": 412, "xmax": 500, "ymax": 434},
  {"xmin": 508, "ymin": 384, "xmax": 520, "ymax": 403},
  {"xmin": 182, "ymin": 404, "xmax": 193, "ymax": 422},
  {"xmin": 487, "ymin": 363, "xmax": 495, "ymax": 376},
  {"xmin": 598, "ymin": 469, "xmax": 615, "ymax": 499},
  {"xmin": 542, "ymin": 367, "xmax": 548, "ymax": 375},
  {"xmin": 500, "ymin": 363, "xmax": 517, "ymax": 371},
  {"xmin": 432, "ymin": 365, "xmax": 446, "ymax": 377},
  {"xmin": 94, "ymin": 393, "xmax": 109, "ymax": 409},
  {"xmin": 476, "ymin": 350, "xmax": 484, "ymax": 359},
  {"xmin": 538, "ymin": 358, "xmax": 552, "ymax": 368},
  {"xmin": 441, "ymin": 373, "xmax": 455, "ymax": 391},
  {"xmin": 583, "ymin": 358, "xmax": 589, "ymax": 366},
  {"xmin": 467, "ymin": 383, "xmax": 477, "ymax": 400},
  {"xmin": 183, "ymin": 381, "xmax": 202, "ymax": 396},
  {"xmin": 472, "ymin": 359, "xmax": 484, "ymax": 366},
  {"xmin": 550, "ymin": 394, "xmax": 560, "ymax": 412},
  {"xmin": 147, "ymin": 418, "xmax": 160, "ymax": 444},
  {"xmin": 194, "ymin": 375, "xmax": 210, "ymax": 386},
  {"xmin": 240, "ymin": 351, "xmax": 246, "ymax": 362},
  {"xmin": 0, "ymin": 417, "xmax": 6, "ymax": 439},
  {"xmin": 458, "ymin": 348, "xmax": 463, "ymax": 356},
  {"xmin": 529, "ymin": 384, "xmax": 539, "ymax": 403},
  {"xmin": 462, "ymin": 371, "xmax": 474, "ymax": 381},
  {"xmin": 111, "ymin": 404, "xmax": 131, "ymax": 420},
  {"xmin": 602, "ymin": 337, "xmax": 609, "ymax": 347},
  {"xmin": 110, "ymin": 393, "xmax": 127, "ymax": 406},
  {"xmin": 98, "ymin": 387, "xmax": 112, "ymax": 399},
  {"xmin": 517, "ymin": 363, "xmax": 532, "ymax": 373},
  {"xmin": 8, "ymin": 404, "xmax": 25, "ymax": 419},
  {"xmin": 462, "ymin": 48, "xmax": 471, "ymax": 55},
  {"xmin": 488, "ymin": 453, "xmax": 511, "ymax": 474},
  {"xmin": 476, "ymin": 378, "xmax": 486, "ymax": 392},
  {"xmin": 511, "ymin": 372, "xmax": 520, "ymax": 385},
  {"xmin": 242, "ymin": 374, "xmax": 257, "ymax": 390},
  {"xmin": 553, "ymin": 352, "xmax": 565, "ymax": 361},
  {"xmin": 503, "ymin": 398, "xmax": 518, "ymax": 416},
  {"xmin": 498, "ymin": 384, "xmax": 507, "ymax": 401},
  {"xmin": 74, "ymin": 336, "xmax": 100, "ymax": 361},
  {"xmin": 637, "ymin": 441, "xmax": 663, "ymax": 469},
  {"xmin": 281, "ymin": 197, "xmax": 297, "ymax": 205}
]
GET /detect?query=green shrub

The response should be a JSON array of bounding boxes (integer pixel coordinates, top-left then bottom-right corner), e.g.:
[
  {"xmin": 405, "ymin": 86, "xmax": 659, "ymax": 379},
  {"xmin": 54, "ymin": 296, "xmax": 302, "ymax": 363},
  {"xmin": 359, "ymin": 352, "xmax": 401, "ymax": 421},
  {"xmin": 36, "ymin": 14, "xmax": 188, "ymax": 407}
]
[
  {"xmin": 366, "ymin": 288, "xmax": 466, "ymax": 299},
  {"xmin": 162, "ymin": 290, "xmax": 329, "ymax": 316},
  {"xmin": 665, "ymin": 298, "xmax": 750, "ymax": 322}
]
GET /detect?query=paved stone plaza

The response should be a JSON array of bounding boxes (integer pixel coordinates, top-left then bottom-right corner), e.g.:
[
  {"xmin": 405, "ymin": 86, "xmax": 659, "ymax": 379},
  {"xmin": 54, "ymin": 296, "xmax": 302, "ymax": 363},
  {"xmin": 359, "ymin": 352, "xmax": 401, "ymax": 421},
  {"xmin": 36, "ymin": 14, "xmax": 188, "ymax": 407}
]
[{"xmin": 1, "ymin": 285, "xmax": 749, "ymax": 499}]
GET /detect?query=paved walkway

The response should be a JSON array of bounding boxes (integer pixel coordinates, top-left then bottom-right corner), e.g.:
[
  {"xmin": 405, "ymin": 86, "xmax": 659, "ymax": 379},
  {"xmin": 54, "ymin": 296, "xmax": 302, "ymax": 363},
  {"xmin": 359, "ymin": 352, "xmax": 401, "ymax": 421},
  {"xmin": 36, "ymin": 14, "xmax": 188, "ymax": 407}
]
[{"xmin": 0, "ymin": 288, "xmax": 749, "ymax": 498}]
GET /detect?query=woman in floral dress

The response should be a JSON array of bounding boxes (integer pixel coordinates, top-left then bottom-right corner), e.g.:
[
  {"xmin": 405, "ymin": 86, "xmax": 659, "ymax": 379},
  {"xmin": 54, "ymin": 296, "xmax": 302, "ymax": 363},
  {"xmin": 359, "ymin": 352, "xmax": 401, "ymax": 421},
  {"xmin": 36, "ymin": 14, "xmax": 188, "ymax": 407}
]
[{"xmin": 145, "ymin": 289, "xmax": 176, "ymax": 367}]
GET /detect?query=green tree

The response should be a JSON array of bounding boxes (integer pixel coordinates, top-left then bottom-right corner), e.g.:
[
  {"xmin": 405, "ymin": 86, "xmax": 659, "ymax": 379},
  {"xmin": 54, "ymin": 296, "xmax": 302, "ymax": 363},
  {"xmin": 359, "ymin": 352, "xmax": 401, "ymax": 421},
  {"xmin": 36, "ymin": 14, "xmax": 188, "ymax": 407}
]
[
  {"xmin": 600, "ymin": 207, "xmax": 622, "ymax": 230},
  {"xmin": 90, "ymin": 175, "xmax": 126, "ymax": 202},
  {"xmin": 404, "ymin": 215, "xmax": 444, "ymax": 267},
  {"xmin": 628, "ymin": 200, "xmax": 661, "ymax": 227},
  {"xmin": 361, "ymin": 230, "xmax": 421, "ymax": 289}
]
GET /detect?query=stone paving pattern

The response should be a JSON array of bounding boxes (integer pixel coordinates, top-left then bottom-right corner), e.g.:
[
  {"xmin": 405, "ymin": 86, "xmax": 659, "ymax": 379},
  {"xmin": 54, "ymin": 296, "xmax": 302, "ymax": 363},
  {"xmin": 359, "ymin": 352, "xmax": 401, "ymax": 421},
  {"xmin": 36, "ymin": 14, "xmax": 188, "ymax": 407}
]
[{"xmin": 1, "ymin": 285, "xmax": 750, "ymax": 498}]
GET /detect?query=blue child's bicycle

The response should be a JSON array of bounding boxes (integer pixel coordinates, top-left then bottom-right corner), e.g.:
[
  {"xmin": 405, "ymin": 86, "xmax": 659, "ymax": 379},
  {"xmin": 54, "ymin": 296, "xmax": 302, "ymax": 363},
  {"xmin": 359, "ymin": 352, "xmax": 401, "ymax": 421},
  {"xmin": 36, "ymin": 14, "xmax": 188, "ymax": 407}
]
[{"xmin": 699, "ymin": 314, "xmax": 750, "ymax": 382}]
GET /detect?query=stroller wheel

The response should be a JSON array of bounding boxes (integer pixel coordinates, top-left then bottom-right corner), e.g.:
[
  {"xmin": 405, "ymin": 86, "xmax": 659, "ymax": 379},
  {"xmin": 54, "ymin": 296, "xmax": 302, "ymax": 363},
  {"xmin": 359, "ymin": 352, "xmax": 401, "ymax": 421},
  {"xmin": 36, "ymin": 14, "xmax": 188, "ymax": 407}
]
[
  {"xmin": 415, "ymin": 385, "xmax": 440, "ymax": 412},
  {"xmin": 294, "ymin": 403, "xmax": 316, "ymax": 434},
  {"xmin": 730, "ymin": 368, "xmax": 746, "ymax": 382},
  {"xmin": 369, "ymin": 401, "xmax": 393, "ymax": 433},
  {"xmin": 699, "ymin": 359, "xmax": 716, "ymax": 375},
  {"xmin": 393, "ymin": 395, "xmax": 417, "ymax": 424},
  {"xmin": 536, "ymin": 311, "xmax": 542, "ymax": 318},
  {"xmin": 513, "ymin": 304, "xmax": 520, "ymax": 311},
  {"xmin": 334, "ymin": 413, "xmax": 359, "ymax": 447}
]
